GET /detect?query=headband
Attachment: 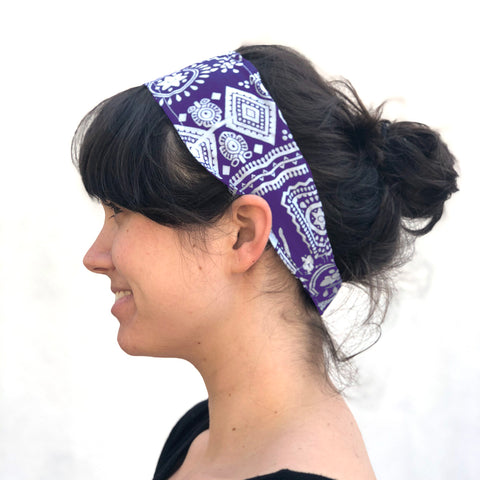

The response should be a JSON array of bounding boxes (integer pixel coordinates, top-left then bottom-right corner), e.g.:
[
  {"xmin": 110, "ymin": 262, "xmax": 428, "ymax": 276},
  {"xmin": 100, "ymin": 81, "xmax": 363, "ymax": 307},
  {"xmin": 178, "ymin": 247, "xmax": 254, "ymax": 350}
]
[{"xmin": 145, "ymin": 52, "xmax": 341, "ymax": 315}]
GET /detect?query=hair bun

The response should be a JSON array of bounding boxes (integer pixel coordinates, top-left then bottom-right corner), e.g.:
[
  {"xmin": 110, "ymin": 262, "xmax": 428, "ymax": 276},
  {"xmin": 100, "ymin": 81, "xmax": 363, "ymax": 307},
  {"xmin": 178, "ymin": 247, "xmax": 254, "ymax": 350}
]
[{"xmin": 378, "ymin": 120, "xmax": 458, "ymax": 235}]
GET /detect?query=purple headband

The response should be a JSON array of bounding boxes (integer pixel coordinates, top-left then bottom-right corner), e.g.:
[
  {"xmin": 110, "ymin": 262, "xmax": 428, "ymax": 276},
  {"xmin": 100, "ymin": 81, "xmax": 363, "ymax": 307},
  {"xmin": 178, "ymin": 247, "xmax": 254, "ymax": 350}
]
[{"xmin": 145, "ymin": 52, "xmax": 341, "ymax": 315}]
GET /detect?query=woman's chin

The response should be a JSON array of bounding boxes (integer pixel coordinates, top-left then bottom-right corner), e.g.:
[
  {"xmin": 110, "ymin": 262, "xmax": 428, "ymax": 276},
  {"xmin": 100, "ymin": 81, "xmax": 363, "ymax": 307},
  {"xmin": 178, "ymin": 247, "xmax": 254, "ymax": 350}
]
[{"xmin": 116, "ymin": 327, "xmax": 145, "ymax": 356}]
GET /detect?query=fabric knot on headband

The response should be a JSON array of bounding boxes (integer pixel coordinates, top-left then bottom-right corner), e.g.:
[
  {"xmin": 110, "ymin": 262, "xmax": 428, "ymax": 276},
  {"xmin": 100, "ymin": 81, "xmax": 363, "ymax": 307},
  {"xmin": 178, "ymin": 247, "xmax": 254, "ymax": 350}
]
[{"xmin": 145, "ymin": 52, "xmax": 341, "ymax": 315}]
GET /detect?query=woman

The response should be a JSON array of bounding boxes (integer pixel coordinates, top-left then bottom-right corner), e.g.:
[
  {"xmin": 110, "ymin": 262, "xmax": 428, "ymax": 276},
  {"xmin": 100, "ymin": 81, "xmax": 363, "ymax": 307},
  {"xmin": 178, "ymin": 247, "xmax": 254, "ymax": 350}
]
[{"xmin": 74, "ymin": 45, "xmax": 458, "ymax": 480}]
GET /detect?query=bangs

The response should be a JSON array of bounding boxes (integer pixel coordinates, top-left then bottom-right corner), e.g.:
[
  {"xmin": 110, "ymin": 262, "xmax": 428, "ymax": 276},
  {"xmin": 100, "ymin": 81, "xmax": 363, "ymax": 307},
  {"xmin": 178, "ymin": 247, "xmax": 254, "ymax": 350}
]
[
  {"xmin": 72, "ymin": 85, "xmax": 235, "ymax": 227},
  {"xmin": 72, "ymin": 86, "xmax": 162, "ymax": 210}
]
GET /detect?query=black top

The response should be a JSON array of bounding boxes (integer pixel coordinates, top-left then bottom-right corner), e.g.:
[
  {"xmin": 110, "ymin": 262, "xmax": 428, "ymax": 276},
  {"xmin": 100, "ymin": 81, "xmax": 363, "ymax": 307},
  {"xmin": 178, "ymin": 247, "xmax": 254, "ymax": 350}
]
[{"xmin": 153, "ymin": 400, "xmax": 335, "ymax": 480}]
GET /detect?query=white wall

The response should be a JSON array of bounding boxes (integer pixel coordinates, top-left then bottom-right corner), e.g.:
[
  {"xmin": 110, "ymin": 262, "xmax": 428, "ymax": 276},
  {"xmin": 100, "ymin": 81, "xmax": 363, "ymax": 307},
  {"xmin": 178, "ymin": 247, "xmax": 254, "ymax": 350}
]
[{"xmin": 0, "ymin": 1, "xmax": 478, "ymax": 479}]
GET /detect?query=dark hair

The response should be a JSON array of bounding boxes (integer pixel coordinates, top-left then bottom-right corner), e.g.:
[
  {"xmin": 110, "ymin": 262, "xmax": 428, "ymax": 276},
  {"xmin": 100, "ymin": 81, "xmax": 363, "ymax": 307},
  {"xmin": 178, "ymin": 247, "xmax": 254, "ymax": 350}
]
[{"xmin": 72, "ymin": 45, "xmax": 458, "ymax": 383}]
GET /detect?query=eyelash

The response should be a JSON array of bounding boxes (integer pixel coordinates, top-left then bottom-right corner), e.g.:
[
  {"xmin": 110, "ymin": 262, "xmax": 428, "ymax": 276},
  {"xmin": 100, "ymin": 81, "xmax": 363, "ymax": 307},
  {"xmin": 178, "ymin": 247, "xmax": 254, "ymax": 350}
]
[{"xmin": 105, "ymin": 201, "xmax": 123, "ymax": 217}]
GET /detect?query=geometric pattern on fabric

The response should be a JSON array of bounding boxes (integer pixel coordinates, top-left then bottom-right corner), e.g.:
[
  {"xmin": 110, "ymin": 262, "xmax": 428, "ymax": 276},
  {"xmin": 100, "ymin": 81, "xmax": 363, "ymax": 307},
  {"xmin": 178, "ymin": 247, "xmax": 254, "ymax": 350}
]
[{"xmin": 145, "ymin": 52, "xmax": 341, "ymax": 315}]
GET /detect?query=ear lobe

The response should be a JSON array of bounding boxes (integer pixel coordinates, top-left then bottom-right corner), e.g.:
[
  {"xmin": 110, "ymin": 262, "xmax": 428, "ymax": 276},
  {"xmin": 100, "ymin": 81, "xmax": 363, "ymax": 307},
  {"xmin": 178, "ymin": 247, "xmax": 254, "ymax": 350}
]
[{"xmin": 229, "ymin": 195, "xmax": 272, "ymax": 273}]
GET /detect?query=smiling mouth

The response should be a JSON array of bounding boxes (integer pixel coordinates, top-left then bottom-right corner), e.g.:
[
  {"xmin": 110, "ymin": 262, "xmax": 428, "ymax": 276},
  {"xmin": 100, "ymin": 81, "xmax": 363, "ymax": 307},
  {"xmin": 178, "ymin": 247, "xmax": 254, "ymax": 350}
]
[{"xmin": 115, "ymin": 290, "xmax": 133, "ymax": 301}]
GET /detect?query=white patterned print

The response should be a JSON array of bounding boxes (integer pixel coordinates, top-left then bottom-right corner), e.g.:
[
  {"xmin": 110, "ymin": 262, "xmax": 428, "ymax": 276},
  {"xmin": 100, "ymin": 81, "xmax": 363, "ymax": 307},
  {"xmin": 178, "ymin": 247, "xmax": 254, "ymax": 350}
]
[
  {"xmin": 147, "ymin": 62, "xmax": 217, "ymax": 106},
  {"xmin": 249, "ymin": 72, "xmax": 271, "ymax": 99},
  {"xmin": 219, "ymin": 132, "xmax": 252, "ymax": 167},
  {"xmin": 188, "ymin": 98, "xmax": 222, "ymax": 128},
  {"xmin": 224, "ymin": 86, "xmax": 277, "ymax": 145},
  {"xmin": 280, "ymin": 178, "xmax": 333, "ymax": 260},
  {"xmin": 175, "ymin": 124, "xmax": 220, "ymax": 178},
  {"xmin": 302, "ymin": 255, "xmax": 315, "ymax": 274},
  {"xmin": 212, "ymin": 55, "xmax": 243, "ymax": 73},
  {"xmin": 145, "ymin": 52, "xmax": 342, "ymax": 315}
]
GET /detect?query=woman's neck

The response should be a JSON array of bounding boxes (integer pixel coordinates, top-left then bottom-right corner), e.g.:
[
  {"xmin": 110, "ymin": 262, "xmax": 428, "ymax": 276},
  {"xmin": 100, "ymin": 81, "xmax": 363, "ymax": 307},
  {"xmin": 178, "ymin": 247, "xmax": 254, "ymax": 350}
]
[
  {"xmin": 174, "ymin": 295, "xmax": 375, "ymax": 480},
  {"xmin": 188, "ymin": 302, "xmax": 339, "ymax": 465}
]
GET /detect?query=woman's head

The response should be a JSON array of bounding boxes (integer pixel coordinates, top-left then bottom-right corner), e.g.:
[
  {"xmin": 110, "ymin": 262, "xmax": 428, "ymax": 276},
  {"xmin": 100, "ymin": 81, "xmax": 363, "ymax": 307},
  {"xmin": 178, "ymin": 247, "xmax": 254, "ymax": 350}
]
[{"xmin": 73, "ymin": 45, "xmax": 458, "ymax": 381}]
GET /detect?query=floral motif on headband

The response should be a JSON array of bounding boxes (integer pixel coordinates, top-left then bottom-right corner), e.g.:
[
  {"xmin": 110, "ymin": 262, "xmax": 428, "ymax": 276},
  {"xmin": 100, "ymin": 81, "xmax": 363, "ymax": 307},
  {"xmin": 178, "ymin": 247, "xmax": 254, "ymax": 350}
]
[
  {"xmin": 148, "ymin": 54, "xmax": 245, "ymax": 106},
  {"xmin": 145, "ymin": 53, "xmax": 342, "ymax": 315},
  {"xmin": 188, "ymin": 99, "xmax": 222, "ymax": 128}
]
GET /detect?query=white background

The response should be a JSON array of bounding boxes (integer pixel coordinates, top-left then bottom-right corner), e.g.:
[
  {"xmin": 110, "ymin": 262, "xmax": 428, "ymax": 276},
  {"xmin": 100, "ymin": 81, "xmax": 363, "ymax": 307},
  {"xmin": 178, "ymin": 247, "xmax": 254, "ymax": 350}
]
[{"xmin": 0, "ymin": 1, "xmax": 478, "ymax": 479}]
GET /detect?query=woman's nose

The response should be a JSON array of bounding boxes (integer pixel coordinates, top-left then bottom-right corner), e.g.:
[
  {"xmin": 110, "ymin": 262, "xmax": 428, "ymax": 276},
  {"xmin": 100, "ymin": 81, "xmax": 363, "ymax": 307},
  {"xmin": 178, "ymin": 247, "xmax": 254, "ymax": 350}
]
[{"xmin": 83, "ymin": 229, "xmax": 114, "ymax": 274}]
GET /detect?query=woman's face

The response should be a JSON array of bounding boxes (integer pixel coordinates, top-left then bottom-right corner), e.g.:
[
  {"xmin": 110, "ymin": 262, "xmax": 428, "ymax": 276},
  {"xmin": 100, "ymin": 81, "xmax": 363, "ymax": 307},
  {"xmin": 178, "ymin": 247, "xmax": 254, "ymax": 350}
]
[{"xmin": 83, "ymin": 204, "xmax": 233, "ymax": 357}]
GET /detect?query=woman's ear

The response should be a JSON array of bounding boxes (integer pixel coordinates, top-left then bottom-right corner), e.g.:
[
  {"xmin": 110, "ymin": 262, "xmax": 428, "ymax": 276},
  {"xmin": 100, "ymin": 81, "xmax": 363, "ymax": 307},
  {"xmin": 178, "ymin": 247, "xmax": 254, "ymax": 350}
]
[{"xmin": 228, "ymin": 195, "xmax": 272, "ymax": 273}]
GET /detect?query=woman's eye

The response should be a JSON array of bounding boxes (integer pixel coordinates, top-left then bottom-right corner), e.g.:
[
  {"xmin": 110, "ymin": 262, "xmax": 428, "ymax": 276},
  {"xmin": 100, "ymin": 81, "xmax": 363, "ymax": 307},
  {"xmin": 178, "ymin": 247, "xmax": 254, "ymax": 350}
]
[{"xmin": 105, "ymin": 202, "xmax": 123, "ymax": 218}]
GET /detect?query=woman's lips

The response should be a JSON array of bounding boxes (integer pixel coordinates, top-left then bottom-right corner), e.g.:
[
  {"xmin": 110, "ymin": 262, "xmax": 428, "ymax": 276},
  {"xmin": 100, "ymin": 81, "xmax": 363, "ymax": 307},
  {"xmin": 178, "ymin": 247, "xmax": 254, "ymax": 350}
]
[{"xmin": 111, "ymin": 290, "xmax": 133, "ymax": 317}]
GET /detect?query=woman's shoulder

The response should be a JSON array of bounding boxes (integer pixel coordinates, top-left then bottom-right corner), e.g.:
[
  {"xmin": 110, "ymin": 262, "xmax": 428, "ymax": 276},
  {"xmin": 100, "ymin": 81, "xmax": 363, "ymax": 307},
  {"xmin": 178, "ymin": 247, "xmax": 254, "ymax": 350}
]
[
  {"xmin": 165, "ymin": 400, "xmax": 210, "ymax": 444},
  {"xmin": 154, "ymin": 402, "xmax": 336, "ymax": 480},
  {"xmin": 154, "ymin": 400, "xmax": 209, "ymax": 479}
]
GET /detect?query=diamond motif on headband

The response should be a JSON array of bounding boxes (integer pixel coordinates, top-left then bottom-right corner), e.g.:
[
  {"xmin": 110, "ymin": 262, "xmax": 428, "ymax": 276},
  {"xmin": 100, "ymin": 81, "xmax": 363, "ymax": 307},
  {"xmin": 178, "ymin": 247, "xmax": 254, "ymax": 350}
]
[{"xmin": 225, "ymin": 87, "xmax": 276, "ymax": 145}]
